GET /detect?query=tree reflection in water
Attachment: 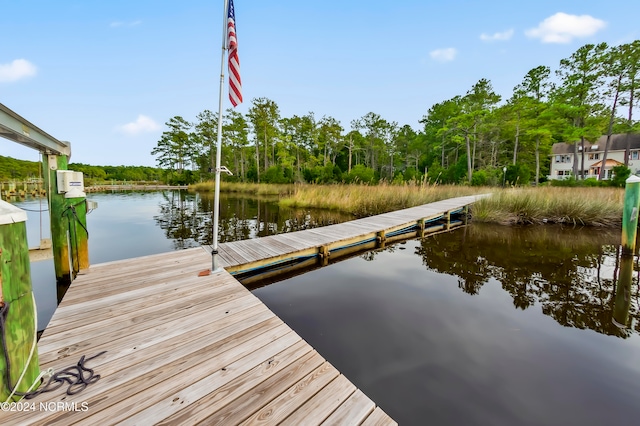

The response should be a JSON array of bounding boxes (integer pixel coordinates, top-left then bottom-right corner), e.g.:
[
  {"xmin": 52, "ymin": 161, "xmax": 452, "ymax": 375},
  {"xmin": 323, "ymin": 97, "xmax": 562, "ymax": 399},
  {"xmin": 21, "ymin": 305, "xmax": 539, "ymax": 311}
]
[
  {"xmin": 414, "ymin": 223, "xmax": 639, "ymax": 338},
  {"xmin": 153, "ymin": 190, "xmax": 353, "ymax": 249},
  {"xmin": 154, "ymin": 190, "xmax": 639, "ymax": 338}
]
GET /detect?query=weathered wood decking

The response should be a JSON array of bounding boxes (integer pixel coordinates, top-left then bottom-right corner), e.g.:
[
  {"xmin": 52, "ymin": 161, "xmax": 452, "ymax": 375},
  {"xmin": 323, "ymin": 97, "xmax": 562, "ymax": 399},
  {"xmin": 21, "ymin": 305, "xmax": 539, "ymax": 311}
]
[
  {"xmin": 2, "ymin": 195, "xmax": 485, "ymax": 425},
  {"xmin": 217, "ymin": 195, "xmax": 484, "ymax": 278},
  {"xmin": 3, "ymin": 249, "xmax": 396, "ymax": 425}
]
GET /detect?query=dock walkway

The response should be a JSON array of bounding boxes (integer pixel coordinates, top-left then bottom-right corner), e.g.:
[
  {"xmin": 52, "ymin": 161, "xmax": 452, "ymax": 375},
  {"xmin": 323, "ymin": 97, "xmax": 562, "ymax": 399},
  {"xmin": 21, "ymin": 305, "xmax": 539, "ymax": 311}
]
[
  {"xmin": 217, "ymin": 195, "xmax": 484, "ymax": 278},
  {"xmin": 3, "ymin": 194, "xmax": 486, "ymax": 425},
  {"xmin": 4, "ymin": 249, "xmax": 395, "ymax": 425}
]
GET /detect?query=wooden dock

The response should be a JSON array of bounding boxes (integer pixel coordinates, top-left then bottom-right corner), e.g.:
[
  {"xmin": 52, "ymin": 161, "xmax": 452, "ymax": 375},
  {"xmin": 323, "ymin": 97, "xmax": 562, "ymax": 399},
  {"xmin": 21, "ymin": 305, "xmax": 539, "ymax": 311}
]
[
  {"xmin": 2, "ymin": 195, "xmax": 486, "ymax": 425},
  {"xmin": 3, "ymin": 249, "xmax": 396, "ymax": 425},
  {"xmin": 217, "ymin": 195, "xmax": 484, "ymax": 283}
]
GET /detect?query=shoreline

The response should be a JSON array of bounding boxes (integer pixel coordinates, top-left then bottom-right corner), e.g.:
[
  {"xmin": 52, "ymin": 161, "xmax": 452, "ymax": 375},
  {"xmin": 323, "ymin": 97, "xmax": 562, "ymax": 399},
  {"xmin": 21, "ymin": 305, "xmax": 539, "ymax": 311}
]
[{"xmin": 85, "ymin": 184, "xmax": 188, "ymax": 192}]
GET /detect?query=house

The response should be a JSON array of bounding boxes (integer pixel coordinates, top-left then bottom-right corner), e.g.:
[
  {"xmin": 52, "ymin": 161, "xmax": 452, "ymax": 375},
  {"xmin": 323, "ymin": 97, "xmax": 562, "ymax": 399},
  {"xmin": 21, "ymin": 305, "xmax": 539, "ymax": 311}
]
[{"xmin": 549, "ymin": 133, "xmax": 640, "ymax": 180}]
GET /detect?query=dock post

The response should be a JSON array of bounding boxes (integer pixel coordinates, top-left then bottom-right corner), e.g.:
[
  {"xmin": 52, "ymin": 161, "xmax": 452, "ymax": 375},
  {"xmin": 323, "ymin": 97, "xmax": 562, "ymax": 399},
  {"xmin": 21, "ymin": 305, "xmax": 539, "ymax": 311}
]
[
  {"xmin": 417, "ymin": 219, "xmax": 425, "ymax": 238},
  {"xmin": 0, "ymin": 201, "xmax": 39, "ymax": 401},
  {"xmin": 463, "ymin": 206, "xmax": 469, "ymax": 225},
  {"xmin": 445, "ymin": 211, "xmax": 451, "ymax": 231},
  {"xmin": 42, "ymin": 155, "xmax": 89, "ymax": 297},
  {"xmin": 621, "ymin": 176, "xmax": 640, "ymax": 256},
  {"xmin": 319, "ymin": 245, "xmax": 329, "ymax": 266},
  {"xmin": 376, "ymin": 230, "xmax": 386, "ymax": 248}
]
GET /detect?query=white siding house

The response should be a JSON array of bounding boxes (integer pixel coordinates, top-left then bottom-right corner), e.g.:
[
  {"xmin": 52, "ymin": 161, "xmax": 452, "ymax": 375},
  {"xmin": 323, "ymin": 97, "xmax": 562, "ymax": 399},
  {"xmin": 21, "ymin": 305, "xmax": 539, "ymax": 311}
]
[{"xmin": 548, "ymin": 134, "xmax": 640, "ymax": 180}]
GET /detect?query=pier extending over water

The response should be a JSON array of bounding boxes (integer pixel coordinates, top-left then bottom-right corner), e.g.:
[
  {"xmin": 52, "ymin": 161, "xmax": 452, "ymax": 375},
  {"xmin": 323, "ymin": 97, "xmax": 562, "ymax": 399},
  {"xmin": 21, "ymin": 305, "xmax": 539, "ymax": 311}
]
[{"xmin": 2, "ymin": 194, "xmax": 485, "ymax": 425}]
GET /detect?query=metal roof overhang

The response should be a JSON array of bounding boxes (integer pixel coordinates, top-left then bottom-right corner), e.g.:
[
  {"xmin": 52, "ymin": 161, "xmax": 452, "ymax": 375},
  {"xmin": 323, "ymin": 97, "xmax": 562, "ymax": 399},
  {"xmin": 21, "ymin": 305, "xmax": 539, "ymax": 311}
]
[{"xmin": 0, "ymin": 102, "xmax": 71, "ymax": 157}]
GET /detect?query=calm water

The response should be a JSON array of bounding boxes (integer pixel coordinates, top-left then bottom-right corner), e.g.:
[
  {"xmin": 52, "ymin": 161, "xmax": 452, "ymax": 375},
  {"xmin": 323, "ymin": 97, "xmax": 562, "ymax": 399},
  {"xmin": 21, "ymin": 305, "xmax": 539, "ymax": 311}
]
[
  {"xmin": 12, "ymin": 190, "xmax": 640, "ymax": 425},
  {"xmin": 14, "ymin": 190, "xmax": 352, "ymax": 329},
  {"xmin": 254, "ymin": 225, "xmax": 640, "ymax": 425}
]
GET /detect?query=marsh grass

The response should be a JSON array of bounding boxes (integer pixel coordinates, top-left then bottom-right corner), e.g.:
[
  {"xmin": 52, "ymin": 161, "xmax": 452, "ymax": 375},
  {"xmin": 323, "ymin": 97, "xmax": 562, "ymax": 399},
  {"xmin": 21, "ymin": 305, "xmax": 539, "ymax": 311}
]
[
  {"xmin": 472, "ymin": 187, "xmax": 624, "ymax": 227},
  {"xmin": 280, "ymin": 183, "xmax": 483, "ymax": 217},
  {"xmin": 190, "ymin": 181, "xmax": 625, "ymax": 227},
  {"xmin": 189, "ymin": 181, "xmax": 295, "ymax": 196}
]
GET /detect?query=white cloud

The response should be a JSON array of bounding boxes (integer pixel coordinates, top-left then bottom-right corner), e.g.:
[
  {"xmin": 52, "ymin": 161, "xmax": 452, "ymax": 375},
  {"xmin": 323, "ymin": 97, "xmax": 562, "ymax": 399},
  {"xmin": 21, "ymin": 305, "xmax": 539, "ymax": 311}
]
[
  {"xmin": 118, "ymin": 115, "xmax": 160, "ymax": 135},
  {"xmin": 110, "ymin": 20, "xmax": 141, "ymax": 28},
  {"xmin": 0, "ymin": 59, "xmax": 37, "ymax": 83},
  {"xmin": 430, "ymin": 48, "xmax": 457, "ymax": 62},
  {"xmin": 480, "ymin": 29, "xmax": 514, "ymax": 42},
  {"xmin": 525, "ymin": 12, "xmax": 606, "ymax": 43}
]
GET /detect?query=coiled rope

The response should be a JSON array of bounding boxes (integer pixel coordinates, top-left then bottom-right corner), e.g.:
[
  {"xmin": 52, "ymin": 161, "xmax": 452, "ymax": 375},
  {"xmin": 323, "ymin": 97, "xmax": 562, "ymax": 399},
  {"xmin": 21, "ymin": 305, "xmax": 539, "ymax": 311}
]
[{"xmin": 1, "ymin": 299, "xmax": 106, "ymax": 401}]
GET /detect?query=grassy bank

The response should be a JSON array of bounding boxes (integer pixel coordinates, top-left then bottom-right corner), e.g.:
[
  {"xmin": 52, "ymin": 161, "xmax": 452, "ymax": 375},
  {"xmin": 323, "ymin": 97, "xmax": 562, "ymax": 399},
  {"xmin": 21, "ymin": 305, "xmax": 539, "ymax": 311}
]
[
  {"xmin": 189, "ymin": 181, "xmax": 295, "ymax": 196},
  {"xmin": 279, "ymin": 183, "xmax": 480, "ymax": 216},
  {"xmin": 190, "ymin": 181, "xmax": 625, "ymax": 227},
  {"xmin": 472, "ymin": 187, "xmax": 623, "ymax": 227}
]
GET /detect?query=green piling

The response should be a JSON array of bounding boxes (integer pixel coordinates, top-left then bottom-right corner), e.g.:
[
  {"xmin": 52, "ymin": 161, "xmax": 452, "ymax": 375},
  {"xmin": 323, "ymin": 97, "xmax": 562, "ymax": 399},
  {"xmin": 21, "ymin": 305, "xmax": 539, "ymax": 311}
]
[
  {"xmin": 0, "ymin": 201, "xmax": 39, "ymax": 402},
  {"xmin": 621, "ymin": 175, "xmax": 640, "ymax": 256},
  {"xmin": 42, "ymin": 155, "xmax": 89, "ymax": 298}
]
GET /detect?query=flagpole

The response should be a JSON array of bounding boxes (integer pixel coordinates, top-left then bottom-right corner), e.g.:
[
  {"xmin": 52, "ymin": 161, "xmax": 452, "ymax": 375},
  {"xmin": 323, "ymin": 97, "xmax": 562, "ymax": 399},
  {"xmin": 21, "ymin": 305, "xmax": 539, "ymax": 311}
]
[{"xmin": 212, "ymin": 0, "xmax": 229, "ymax": 272}]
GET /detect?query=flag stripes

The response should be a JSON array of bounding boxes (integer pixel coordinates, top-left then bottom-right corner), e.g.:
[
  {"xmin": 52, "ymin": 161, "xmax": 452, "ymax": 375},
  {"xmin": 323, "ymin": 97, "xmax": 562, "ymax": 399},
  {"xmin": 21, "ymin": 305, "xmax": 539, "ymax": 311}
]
[{"xmin": 227, "ymin": 0, "xmax": 242, "ymax": 106}]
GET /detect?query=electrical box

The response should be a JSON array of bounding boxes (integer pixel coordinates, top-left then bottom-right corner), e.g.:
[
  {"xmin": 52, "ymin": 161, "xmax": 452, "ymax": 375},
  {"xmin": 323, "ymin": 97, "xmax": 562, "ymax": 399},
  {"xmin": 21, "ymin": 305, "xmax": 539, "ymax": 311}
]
[
  {"xmin": 86, "ymin": 199, "xmax": 98, "ymax": 211},
  {"xmin": 56, "ymin": 170, "xmax": 86, "ymax": 198}
]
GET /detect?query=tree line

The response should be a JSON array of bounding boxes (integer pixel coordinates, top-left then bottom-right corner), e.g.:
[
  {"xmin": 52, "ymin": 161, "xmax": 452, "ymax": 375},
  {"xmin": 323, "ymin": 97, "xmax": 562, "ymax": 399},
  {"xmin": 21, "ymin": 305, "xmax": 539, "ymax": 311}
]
[
  {"xmin": 152, "ymin": 40, "xmax": 640, "ymax": 186},
  {"xmin": 0, "ymin": 155, "xmax": 165, "ymax": 184}
]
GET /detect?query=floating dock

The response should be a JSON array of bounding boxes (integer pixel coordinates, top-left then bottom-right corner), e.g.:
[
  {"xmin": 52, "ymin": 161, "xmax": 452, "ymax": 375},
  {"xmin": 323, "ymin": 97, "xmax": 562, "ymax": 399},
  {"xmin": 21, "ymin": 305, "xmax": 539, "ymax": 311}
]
[
  {"xmin": 2, "ymin": 194, "xmax": 486, "ymax": 425},
  {"xmin": 218, "ymin": 195, "xmax": 483, "ymax": 284}
]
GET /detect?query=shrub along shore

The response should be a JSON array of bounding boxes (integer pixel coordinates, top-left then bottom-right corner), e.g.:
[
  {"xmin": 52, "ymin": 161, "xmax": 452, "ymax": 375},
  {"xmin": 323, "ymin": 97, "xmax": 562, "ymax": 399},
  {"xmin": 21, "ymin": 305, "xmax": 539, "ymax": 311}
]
[{"xmin": 189, "ymin": 181, "xmax": 624, "ymax": 228}]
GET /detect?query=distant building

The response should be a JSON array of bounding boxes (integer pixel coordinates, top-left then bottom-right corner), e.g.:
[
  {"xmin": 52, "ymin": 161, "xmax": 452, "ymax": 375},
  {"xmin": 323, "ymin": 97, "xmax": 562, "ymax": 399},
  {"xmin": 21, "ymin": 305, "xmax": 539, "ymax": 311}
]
[{"xmin": 549, "ymin": 134, "xmax": 640, "ymax": 180}]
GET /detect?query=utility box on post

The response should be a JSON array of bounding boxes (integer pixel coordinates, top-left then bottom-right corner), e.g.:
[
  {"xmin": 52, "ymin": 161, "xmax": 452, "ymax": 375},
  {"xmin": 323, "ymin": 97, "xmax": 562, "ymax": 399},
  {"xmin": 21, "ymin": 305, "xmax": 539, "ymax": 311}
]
[
  {"xmin": 0, "ymin": 200, "xmax": 39, "ymax": 401},
  {"xmin": 56, "ymin": 170, "xmax": 85, "ymax": 198}
]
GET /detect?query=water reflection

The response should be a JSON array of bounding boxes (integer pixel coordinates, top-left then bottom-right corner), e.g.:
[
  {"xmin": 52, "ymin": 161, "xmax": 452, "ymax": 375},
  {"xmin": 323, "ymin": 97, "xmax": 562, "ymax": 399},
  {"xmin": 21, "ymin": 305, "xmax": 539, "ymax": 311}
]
[
  {"xmin": 253, "ymin": 225, "xmax": 640, "ymax": 426},
  {"xmin": 14, "ymin": 190, "xmax": 353, "ymax": 330},
  {"xmin": 613, "ymin": 255, "xmax": 634, "ymax": 328},
  {"xmin": 415, "ymin": 224, "xmax": 639, "ymax": 338},
  {"xmin": 153, "ymin": 191, "xmax": 353, "ymax": 249}
]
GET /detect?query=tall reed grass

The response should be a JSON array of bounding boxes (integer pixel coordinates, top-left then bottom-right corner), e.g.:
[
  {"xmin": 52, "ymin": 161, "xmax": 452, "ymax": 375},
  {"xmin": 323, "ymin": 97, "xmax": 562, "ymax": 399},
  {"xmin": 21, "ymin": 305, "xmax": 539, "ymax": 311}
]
[
  {"xmin": 191, "ymin": 181, "xmax": 625, "ymax": 227},
  {"xmin": 471, "ymin": 187, "xmax": 624, "ymax": 227},
  {"xmin": 189, "ymin": 181, "xmax": 295, "ymax": 196},
  {"xmin": 280, "ymin": 183, "xmax": 483, "ymax": 217}
]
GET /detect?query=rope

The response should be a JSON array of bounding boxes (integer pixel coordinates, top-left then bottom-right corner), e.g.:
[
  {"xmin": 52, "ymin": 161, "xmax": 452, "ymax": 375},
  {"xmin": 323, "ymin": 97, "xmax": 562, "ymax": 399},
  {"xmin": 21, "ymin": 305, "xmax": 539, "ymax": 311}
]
[
  {"xmin": 38, "ymin": 152, "xmax": 43, "ymax": 243},
  {"xmin": 0, "ymin": 299, "xmax": 106, "ymax": 401},
  {"xmin": 2, "ymin": 293, "xmax": 38, "ymax": 402},
  {"xmin": 19, "ymin": 207, "xmax": 49, "ymax": 213},
  {"xmin": 23, "ymin": 351, "xmax": 107, "ymax": 399},
  {"xmin": 61, "ymin": 200, "xmax": 90, "ymax": 275}
]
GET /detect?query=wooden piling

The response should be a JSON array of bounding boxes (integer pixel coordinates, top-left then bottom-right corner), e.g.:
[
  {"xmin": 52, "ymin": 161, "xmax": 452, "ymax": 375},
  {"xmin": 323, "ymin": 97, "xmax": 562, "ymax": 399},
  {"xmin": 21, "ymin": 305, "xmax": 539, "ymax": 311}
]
[
  {"xmin": 0, "ymin": 201, "xmax": 39, "ymax": 402},
  {"xmin": 319, "ymin": 245, "xmax": 330, "ymax": 266},
  {"xmin": 417, "ymin": 218, "xmax": 425, "ymax": 238},
  {"xmin": 42, "ymin": 155, "xmax": 89, "ymax": 292},
  {"xmin": 621, "ymin": 176, "xmax": 640, "ymax": 256}
]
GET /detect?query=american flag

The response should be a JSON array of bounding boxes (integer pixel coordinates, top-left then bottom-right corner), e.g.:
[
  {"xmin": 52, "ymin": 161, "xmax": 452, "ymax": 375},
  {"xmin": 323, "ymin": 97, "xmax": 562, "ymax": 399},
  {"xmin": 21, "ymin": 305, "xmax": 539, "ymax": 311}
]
[{"xmin": 227, "ymin": 0, "xmax": 242, "ymax": 107}]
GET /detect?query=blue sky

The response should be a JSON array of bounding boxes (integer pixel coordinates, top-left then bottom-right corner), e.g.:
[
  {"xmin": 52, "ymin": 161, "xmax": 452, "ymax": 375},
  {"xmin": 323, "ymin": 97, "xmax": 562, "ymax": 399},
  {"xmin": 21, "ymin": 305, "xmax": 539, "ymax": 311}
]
[{"xmin": 2, "ymin": 1, "xmax": 639, "ymax": 167}]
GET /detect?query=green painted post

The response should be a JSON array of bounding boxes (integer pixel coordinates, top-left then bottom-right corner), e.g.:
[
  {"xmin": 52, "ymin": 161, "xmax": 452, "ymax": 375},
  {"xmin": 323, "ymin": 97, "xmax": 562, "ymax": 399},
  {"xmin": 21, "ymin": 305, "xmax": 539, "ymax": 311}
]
[
  {"xmin": 621, "ymin": 175, "xmax": 640, "ymax": 256},
  {"xmin": 42, "ymin": 155, "xmax": 89, "ymax": 299},
  {"xmin": 65, "ymin": 194, "xmax": 89, "ymax": 272},
  {"xmin": 42, "ymin": 154, "xmax": 72, "ymax": 288},
  {"xmin": 0, "ymin": 201, "xmax": 39, "ymax": 401}
]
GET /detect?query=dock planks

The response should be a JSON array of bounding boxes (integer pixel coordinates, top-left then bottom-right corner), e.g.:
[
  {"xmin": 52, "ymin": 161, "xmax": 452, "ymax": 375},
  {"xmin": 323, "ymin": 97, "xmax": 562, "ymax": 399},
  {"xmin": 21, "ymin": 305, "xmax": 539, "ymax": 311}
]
[
  {"xmin": 217, "ymin": 194, "xmax": 485, "ymax": 273},
  {"xmin": 2, "ymin": 248, "xmax": 395, "ymax": 426},
  {"xmin": 1, "ymin": 195, "xmax": 488, "ymax": 425}
]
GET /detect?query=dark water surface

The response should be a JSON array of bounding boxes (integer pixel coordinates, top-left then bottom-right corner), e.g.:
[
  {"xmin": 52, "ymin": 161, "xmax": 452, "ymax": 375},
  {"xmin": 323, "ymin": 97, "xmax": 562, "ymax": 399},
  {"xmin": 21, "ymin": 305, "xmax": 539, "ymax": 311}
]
[
  {"xmin": 13, "ymin": 191, "xmax": 640, "ymax": 425},
  {"xmin": 253, "ymin": 225, "xmax": 640, "ymax": 426}
]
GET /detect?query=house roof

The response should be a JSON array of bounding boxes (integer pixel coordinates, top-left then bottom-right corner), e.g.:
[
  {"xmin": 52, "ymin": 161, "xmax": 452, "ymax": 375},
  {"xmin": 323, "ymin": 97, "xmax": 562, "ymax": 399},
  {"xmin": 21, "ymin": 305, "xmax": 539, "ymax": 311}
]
[
  {"xmin": 551, "ymin": 133, "xmax": 640, "ymax": 155},
  {"xmin": 590, "ymin": 158, "xmax": 624, "ymax": 168}
]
